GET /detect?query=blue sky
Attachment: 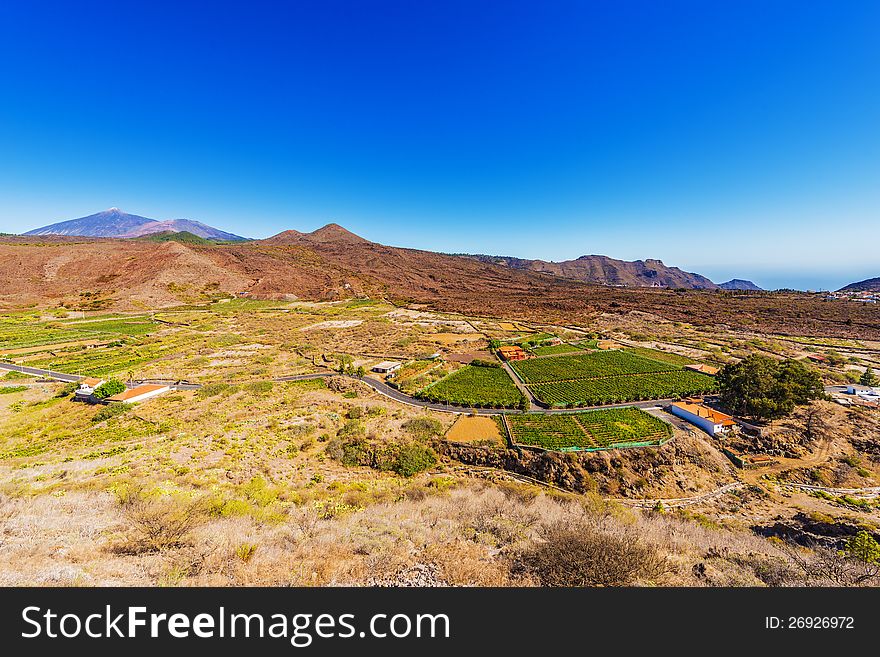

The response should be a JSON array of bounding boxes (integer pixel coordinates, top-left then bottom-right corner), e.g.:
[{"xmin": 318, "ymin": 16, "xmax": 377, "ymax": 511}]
[{"xmin": 0, "ymin": 1, "xmax": 878, "ymax": 290}]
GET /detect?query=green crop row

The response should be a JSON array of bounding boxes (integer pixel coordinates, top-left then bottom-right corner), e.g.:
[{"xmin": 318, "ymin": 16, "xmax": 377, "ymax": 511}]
[
  {"xmin": 418, "ymin": 365, "xmax": 525, "ymax": 408},
  {"xmin": 511, "ymin": 350, "xmax": 678, "ymax": 384},
  {"xmin": 528, "ymin": 370, "xmax": 718, "ymax": 407}
]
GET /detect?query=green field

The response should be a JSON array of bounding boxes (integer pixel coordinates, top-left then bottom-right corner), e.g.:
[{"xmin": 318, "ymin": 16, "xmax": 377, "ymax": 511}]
[
  {"xmin": 529, "ymin": 370, "xmax": 717, "ymax": 407},
  {"xmin": 0, "ymin": 315, "xmax": 158, "ymax": 352},
  {"xmin": 529, "ymin": 343, "xmax": 585, "ymax": 356},
  {"xmin": 418, "ymin": 365, "xmax": 525, "ymax": 408},
  {"xmin": 507, "ymin": 407, "xmax": 671, "ymax": 451},
  {"xmin": 510, "ymin": 350, "xmax": 676, "ymax": 384}
]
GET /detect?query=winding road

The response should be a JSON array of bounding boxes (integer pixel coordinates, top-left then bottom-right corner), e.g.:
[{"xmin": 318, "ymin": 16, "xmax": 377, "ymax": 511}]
[{"xmin": 0, "ymin": 361, "xmax": 850, "ymax": 419}]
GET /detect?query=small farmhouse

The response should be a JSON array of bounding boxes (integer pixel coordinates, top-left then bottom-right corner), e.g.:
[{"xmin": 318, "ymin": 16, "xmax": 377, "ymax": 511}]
[
  {"xmin": 371, "ymin": 361, "xmax": 401, "ymax": 374},
  {"xmin": 73, "ymin": 377, "xmax": 106, "ymax": 402},
  {"xmin": 105, "ymin": 384, "xmax": 170, "ymax": 404},
  {"xmin": 669, "ymin": 401, "xmax": 736, "ymax": 437},
  {"xmin": 498, "ymin": 345, "xmax": 527, "ymax": 361}
]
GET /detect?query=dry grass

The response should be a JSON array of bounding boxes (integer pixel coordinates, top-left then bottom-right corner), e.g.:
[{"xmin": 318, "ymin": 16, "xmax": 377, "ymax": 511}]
[{"xmin": 0, "ymin": 483, "xmax": 814, "ymax": 587}]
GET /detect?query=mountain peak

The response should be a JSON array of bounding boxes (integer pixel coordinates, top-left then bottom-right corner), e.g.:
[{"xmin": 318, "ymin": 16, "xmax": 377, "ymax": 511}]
[
  {"xmin": 719, "ymin": 279, "xmax": 763, "ymax": 291},
  {"xmin": 23, "ymin": 209, "xmax": 246, "ymax": 241},
  {"xmin": 306, "ymin": 223, "xmax": 369, "ymax": 244}
]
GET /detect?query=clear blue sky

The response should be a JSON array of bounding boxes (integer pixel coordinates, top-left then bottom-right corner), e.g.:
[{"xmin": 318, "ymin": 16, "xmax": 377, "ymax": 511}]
[{"xmin": 1, "ymin": 1, "xmax": 878, "ymax": 290}]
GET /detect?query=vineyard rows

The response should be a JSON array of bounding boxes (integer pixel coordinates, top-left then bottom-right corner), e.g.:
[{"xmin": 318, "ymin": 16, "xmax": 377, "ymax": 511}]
[
  {"xmin": 417, "ymin": 365, "xmax": 525, "ymax": 408},
  {"xmin": 507, "ymin": 407, "xmax": 671, "ymax": 451},
  {"xmin": 510, "ymin": 350, "xmax": 676, "ymax": 383},
  {"xmin": 528, "ymin": 370, "xmax": 718, "ymax": 407}
]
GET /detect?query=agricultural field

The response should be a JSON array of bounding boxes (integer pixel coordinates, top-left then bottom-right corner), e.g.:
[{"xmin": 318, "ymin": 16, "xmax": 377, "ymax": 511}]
[
  {"xmin": 418, "ymin": 364, "xmax": 526, "ymax": 408},
  {"xmin": 508, "ymin": 349, "xmax": 717, "ymax": 406},
  {"xmin": 511, "ymin": 350, "xmax": 676, "ymax": 383},
  {"xmin": 506, "ymin": 407, "xmax": 671, "ymax": 450},
  {"xmin": 529, "ymin": 370, "xmax": 718, "ymax": 407},
  {"xmin": 529, "ymin": 343, "xmax": 585, "ymax": 356},
  {"xmin": 0, "ymin": 315, "xmax": 159, "ymax": 352},
  {"xmin": 445, "ymin": 415, "xmax": 506, "ymax": 446}
]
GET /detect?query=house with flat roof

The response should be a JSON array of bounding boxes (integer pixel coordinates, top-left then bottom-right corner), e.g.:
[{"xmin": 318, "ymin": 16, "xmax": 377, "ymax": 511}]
[
  {"xmin": 371, "ymin": 361, "xmax": 401, "ymax": 374},
  {"xmin": 669, "ymin": 401, "xmax": 737, "ymax": 437},
  {"xmin": 105, "ymin": 384, "xmax": 170, "ymax": 404},
  {"xmin": 73, "ymin": 377, "xmax": 106, "ymax": 402}
]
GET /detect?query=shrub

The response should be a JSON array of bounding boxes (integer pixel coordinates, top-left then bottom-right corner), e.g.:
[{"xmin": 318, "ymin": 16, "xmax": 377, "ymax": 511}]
[
  {"xmin": 114, "ymin": 488, "xmax": 209, "ymax": 553},
  {"xmin": 93, "ymin": 402, "xmax": 132, "ymax": 423},
  {"xmin": 245, "ymin": 381, "xmax": 273, "ymax": 395},
  {"xmin": 196, "ymin": 382, "xmax": 233, "ymax": 398},
  {"xmin": 392, "ymin": 443, "xmax": 437, "ymax": 477},
  {"xmin": 516, "ymin": 523, "xmax": 666, "ymax": 586},
  {"xmin": 93, "ymin": 379, "xmax": 126, "ymax": 400},
  {"xmin": 235, "ymin": 543, "xmax": 258, "ymax": 563},
  {"xmin": 402, "ymin": 416, "xmax": 444, "ymax": 440},
  {"xmin": 0, "ymin": 385, "xmax": 27, "ymax": 395}
]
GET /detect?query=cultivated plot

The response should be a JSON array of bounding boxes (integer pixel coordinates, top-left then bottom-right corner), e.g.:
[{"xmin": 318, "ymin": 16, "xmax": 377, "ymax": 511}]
[{"xmin": 506, "ymin": 407, "xmax": 671, "ymax": 451}]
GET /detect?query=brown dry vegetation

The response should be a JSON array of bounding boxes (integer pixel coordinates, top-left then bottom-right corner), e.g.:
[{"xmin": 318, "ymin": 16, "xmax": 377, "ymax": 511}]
[{"xmin": 0, "ymin": 483, "xmax": 852, "ymax": 587}]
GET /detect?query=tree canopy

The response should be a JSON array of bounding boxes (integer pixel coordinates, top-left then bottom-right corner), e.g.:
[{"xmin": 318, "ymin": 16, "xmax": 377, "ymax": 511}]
[
  {"xmin": 717, "ymin": 354, "xmax": 824, "ymax": 421},
  {"xmin": 860, "ymin": 367, "xmax": 878, "ymax": 387},
  {"xmin": 93, "ymin": 378, "xmax": 126, "ymax": 400}
]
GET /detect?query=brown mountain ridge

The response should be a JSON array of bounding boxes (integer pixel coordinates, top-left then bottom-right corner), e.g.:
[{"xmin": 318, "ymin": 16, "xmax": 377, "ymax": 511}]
[{"xmin": 1, "ymin": 223, "xmax": 878, "ymax": 339}]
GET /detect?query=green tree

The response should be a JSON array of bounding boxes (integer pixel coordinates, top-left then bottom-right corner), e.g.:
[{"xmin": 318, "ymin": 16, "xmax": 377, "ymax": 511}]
[
  {"xmin": 93, "ymin": 378, "xmax": 126, "ymax": 400},
  {"xmin": 860, "ymin": 367, "xmax": 878, "ymax": 386},
  {"xmin": 356, "ymin": 366, "xmax": 366, "ymax": 379},
  {"xmin": 845, "ymin": 531, "xmax": 880, "ymax": 564},
  {"xmin": 717, "ymin": 355, "xmax": 823, "ymax": 421}
]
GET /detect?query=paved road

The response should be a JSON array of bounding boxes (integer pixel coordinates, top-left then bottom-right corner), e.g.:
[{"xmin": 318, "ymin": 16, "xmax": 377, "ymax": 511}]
[
  {"xmin": 0, "ymin": 363, "xmax": 202, "ymax": 391},
  {"xmin": 0, "ymin": 362, "xmax": 83, "ymax": 383}
]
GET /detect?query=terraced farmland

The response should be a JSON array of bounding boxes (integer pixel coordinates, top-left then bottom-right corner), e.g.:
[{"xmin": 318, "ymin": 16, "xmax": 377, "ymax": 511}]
[
  {"xmin": 0, "ymin": 315, "xmax": 158, "ymax": 352},
  {"xmin": 510, "ymin": 350, "xmax": 675, "ymax": 383},
  {"xmin": 529, "ymin": 370, "xmax": 717, "ymax": 407},
  {"xmin": 507, "ymin": 407, "xmax": 671, "ymax": 451},
  {"xmin": 507, "ymin": 349, "xmax": 717, "ymax": 407},
  {"xmin": 417, "ymin": 364, "xmax": 525, "ymax": 408}
]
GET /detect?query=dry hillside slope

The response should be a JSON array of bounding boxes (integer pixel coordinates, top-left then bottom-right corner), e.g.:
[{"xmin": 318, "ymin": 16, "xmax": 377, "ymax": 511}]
[{"xmin": 1, "ymin": 230, "xmax": 878, "ymax": 339}]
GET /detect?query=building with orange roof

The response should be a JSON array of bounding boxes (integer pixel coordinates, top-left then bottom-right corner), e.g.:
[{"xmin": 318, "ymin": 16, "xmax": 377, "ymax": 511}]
[
  {"xmin": 669, "ymin": 401, "xmax": 737, "ymax": 437},
  {"xmin": 105, "ymin": 384, "xmax": 170, "ymax": 404},
  {"xmin": 74, "ymin": 377, "xmax": 106, "ymax": 402},
  {"xmin": 498, "ymin": 345, "xmax": 527, "ymax": 361}
]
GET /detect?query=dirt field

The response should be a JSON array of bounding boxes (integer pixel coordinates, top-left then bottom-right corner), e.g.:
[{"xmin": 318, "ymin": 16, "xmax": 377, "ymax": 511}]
[{"xmin": 445, "ymin": 415, "xmax": 505, "ymax": 446}]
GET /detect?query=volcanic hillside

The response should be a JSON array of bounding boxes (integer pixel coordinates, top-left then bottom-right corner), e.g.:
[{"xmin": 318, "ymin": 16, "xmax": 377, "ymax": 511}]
[{"xmin": 1, "ymin": 227, "xmax": 879, "ymax": 339}]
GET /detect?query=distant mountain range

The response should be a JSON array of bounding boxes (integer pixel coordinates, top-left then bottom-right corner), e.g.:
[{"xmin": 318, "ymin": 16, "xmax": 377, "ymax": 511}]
[
  {"xmin": 23, "ymin": 208, "xmax": 247, "ymax": 241},
  {"xmin": 21, "ymin": 208, "xmax": 772, "ymax": 291},
  {"xmin": 3, "ymin": 221, "xmax": 876, "ymax": 340},
  {"xmin": 464, "ymin": 254, "xmax": 763, "ymax": 291},
  {"xmin": 465, "ymin": 254, "xmax": 720, "ymax": 289},
  {"xmin": 839, "ymin": 276, "xmax": 880, "ymax": 292}
]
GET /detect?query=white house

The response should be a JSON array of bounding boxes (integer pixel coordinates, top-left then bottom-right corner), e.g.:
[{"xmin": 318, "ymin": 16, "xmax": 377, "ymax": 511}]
[
  {"xmin": 847, "ymin": 384, "xmax": 879, "ymax": 395},
  {"xmin": 73, "ymin": 377, "xmax": 105, "ymax": 402},
  {"xmin": 371, "ymin": 361, "xmax": 401, "ymax": 375},
  {"xmin": 105, "ymin": 384, "xmax": 170, "ymax": 404},
  {"xmin": 669, "ymin": 402, "xmax": 737, "ymax": 437}
]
